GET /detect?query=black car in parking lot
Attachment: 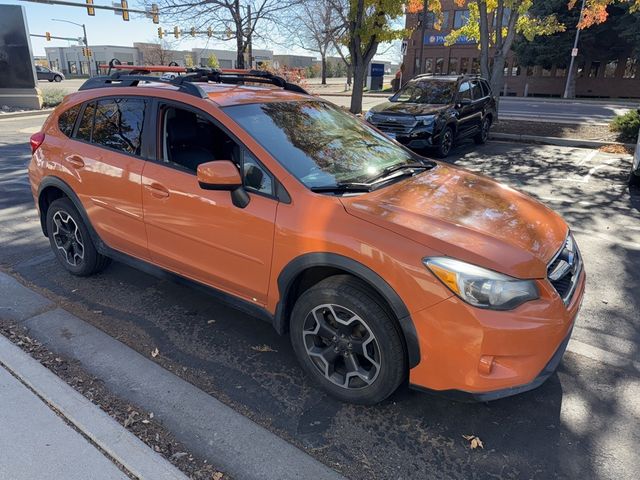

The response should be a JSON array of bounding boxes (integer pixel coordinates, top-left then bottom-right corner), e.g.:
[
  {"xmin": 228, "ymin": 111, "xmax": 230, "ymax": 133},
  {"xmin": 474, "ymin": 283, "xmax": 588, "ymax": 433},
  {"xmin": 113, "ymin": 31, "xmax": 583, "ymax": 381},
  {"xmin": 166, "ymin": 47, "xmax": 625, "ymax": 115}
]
[
  {"xmin": 365, "ymin": 74, "xmax": 497, "ymax": 157},
  {"xmin": 35, "ymin": 65, "xmax": 64, "ymax": 82}
]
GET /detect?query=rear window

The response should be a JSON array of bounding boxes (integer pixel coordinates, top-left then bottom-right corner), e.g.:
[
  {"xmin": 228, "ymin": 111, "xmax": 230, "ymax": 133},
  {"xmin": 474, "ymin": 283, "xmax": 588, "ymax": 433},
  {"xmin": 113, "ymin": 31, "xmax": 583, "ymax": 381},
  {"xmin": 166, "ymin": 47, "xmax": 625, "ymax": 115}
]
[
  {"xmin": 92, "ymin": 98, "xmax": 146, "ymax": 156},
  {"xmin": 58, "ymin": 105, "xmax": 80, "ymax": 137}
]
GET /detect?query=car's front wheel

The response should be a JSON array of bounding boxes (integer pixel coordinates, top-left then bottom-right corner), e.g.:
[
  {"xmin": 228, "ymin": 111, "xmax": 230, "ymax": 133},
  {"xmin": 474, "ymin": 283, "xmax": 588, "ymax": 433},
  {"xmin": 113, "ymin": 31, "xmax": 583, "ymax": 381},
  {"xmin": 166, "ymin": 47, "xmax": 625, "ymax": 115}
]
[
  {"xmin": 47, "ymin": 79, "xmax": 54, "ymax": 82},
  {"xmin": 474, "ymin": 116, "xmax": 492, "ymax": 145},
  {"xmin": 54, "ymin": 75, "xmax": 62, "ymax": 82},
  {"xmin": 290, "ymin": 275, "xmax": 406, "ymax": 404},
  {"xmin": 435, "ymin": 126, "xmax": 454, "ymax": 158},
  {"xmin": 46, "ymin": 198, "xmax": 110, "ymax": 276}
]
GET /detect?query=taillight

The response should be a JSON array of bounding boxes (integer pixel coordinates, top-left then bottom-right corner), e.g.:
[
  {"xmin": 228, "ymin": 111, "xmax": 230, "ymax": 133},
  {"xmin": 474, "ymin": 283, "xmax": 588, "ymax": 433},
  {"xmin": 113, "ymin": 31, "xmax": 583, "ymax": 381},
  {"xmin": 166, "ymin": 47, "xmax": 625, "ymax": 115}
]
[{"xmin": 30, "ymin": 132, "xmax": 45, "ymax": 154}]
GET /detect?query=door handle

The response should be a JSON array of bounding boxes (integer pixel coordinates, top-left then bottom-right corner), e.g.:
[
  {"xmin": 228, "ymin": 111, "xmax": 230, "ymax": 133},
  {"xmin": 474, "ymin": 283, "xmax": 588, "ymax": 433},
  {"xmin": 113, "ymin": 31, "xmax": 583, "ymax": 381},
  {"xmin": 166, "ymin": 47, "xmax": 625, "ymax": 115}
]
[
  {"xmin": 66, "ymin": 155, "xmax": 85, "ymax": 169},
  {"xmin": 146, "ymin": 182, "xmax": 170, "ymax": 199}
]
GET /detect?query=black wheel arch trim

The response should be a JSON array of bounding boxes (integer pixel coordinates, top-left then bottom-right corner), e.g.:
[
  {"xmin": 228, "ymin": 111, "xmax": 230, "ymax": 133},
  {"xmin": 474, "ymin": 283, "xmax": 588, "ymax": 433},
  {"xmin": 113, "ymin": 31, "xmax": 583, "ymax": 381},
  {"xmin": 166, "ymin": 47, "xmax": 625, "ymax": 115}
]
[{"xmin": 274, "ymin": 252, "xmax": 421, "ymax": 368}]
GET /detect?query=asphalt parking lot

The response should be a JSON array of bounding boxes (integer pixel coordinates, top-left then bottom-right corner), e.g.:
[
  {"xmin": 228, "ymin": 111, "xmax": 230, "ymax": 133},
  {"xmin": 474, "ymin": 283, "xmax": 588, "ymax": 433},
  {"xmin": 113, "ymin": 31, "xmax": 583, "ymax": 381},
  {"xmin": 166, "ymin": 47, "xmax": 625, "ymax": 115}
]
[{"xmin": 1, "ymin": 113, "xmax": 639, "ymax": 479}]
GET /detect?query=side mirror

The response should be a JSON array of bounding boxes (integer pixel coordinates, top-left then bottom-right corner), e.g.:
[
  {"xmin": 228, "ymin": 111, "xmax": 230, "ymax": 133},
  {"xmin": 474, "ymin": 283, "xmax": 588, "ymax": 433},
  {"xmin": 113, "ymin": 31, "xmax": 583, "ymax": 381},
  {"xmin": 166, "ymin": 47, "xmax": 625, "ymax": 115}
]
[{"xmin": 197, "ymin": 160, "xmax": 250, "ymax": 208}]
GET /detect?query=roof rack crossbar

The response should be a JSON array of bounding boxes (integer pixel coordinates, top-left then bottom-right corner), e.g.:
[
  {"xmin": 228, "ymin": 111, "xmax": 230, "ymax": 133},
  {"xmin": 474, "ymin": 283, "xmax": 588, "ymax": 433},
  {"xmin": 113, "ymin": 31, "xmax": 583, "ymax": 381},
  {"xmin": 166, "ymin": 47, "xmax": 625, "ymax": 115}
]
[{"xmin": 78, "ymin": 73, "xmax": 208, "ymax": 99}]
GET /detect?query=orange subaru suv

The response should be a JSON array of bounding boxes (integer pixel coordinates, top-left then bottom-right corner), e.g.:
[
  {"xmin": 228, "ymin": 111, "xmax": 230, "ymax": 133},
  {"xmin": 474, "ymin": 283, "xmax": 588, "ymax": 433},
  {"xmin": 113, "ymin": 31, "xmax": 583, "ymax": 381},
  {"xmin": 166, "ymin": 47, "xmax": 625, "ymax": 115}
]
[{"xmin": 28, "ymin": 65, "xmax": 585, "ymax": 404}]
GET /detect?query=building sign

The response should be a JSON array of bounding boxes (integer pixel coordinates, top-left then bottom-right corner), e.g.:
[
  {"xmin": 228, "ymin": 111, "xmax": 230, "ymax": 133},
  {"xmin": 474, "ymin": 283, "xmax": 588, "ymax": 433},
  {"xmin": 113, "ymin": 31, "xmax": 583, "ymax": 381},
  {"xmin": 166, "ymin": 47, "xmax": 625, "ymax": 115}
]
[
  {"xmin": 0, "ymin": 4, "xmax": 37, "ymax": 89},
  {"xmin": 370, "ymin": 63, "xmax": 385, "ymax": 77},
  {"xmin": 424, "ymin": 34, "xmax": 476, "ymax": 46}
]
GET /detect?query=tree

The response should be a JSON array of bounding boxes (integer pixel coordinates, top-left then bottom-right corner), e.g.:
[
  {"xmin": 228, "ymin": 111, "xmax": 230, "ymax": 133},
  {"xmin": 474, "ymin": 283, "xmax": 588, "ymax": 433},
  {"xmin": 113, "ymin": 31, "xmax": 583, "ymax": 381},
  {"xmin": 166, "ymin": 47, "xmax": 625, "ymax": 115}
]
[
  {"xmin": 287, "ymin": 0, "xmax": 341, "ymax": 84},
  {"xmin": 330, "ymin": 0, "xmax": 408, "ymax": 114},
  {"xmin": 207, "ymin": 54, "xmax": 220, "ymax": 69},
  {"xmin": 138, "ymin": 39, "xmax": 176, "ymax": 65},
  {"xmin": 184, "ymin": 53, "xmax": 194, "ymax": 67},
  {"xmin": 149, "ymin": 0, "xmax": 299, "ymax": 69}
]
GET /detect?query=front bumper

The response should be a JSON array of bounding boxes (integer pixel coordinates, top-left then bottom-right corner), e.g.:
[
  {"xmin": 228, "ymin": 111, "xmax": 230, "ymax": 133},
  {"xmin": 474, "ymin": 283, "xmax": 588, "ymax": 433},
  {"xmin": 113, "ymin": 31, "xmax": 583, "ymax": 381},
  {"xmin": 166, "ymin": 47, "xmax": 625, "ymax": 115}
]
[
  {"xmin": 370, "ymin": 123, "xmax": 439, "ymax": 150},
  {"xmin": 408, "ymin": 267, "xmax": 585, "ymax": 401}
]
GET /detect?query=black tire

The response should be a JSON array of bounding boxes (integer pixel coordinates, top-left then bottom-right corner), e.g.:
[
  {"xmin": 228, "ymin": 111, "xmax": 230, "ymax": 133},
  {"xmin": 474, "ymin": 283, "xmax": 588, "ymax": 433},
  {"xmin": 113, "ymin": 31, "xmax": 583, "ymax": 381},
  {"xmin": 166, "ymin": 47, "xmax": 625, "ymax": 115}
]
[
  {"xmin": 46, "ymin": 197, "xmax": 110, "ymax": 276},
  {"xmin": 290, "ymin": 275, "xmax": 406, "ymax": 404},
  {"xmin": 435, "ymin": 126, "xmax": 454, "ymax": 158},
  {"xmin": 47, "ymin": 79, "xmax": 54, "ymax": 82},
  {"xmin": 474, "ymin": 116, "xmax": 492, "ymax": 145},
  {"xmin": 630, "ymin": 171, "xmax": 640, "ymax": 187},
  {"xmin": 54, "ymin": 75, "xmax": 62, "ymax": 82}
]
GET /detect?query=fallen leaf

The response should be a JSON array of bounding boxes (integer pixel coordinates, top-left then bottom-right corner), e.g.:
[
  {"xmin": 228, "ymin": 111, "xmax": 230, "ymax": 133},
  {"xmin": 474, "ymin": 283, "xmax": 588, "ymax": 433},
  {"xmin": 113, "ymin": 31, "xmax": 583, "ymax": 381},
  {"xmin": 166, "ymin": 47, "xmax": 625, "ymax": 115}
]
[
  {"xmin": 149, "ymin": 412, "xmax": 154, "ymax": 419},
  {"xmin": 151, "ymin": 348, "xmax": 159, "ymax": 358},
  {"xmin": 212, "ymin": 472, "xmax": 224, "ymax": 480},
  {"xmin": 142, "ymin": 419, "xmax": 150, "ymax": 424},
  {"xmin": 170, "ymin": 452, "xmax": 188, "ymax": 461},
  {"xmin": 251, "ymin": 344, "xmax": 277, "ymax": 353},
  {"xmin": 463, "ymin": 434, "xmax": 484, "ymax": 449},
  {"xmin": 124, "ymin": 411, "xmax": 138, "ymax": 427},
  {"xmin": 92, "ymin": 310, "xmax": 102, "ymax": 314},
  {"xmin": 207, "ymin": 319, "xmax": 216, "ymax": 324}
]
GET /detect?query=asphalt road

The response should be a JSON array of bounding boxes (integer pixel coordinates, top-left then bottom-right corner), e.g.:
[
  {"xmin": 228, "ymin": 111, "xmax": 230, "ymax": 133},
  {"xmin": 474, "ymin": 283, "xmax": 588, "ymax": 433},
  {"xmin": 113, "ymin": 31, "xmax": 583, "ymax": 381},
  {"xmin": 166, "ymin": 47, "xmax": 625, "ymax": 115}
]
[
  {"xmin": 2, "ymin": 114, "xmax": 639, "ymax": 479},
  {"xmin": 37, "ymin": 78, "xmax": 636, "ymax": 124}
]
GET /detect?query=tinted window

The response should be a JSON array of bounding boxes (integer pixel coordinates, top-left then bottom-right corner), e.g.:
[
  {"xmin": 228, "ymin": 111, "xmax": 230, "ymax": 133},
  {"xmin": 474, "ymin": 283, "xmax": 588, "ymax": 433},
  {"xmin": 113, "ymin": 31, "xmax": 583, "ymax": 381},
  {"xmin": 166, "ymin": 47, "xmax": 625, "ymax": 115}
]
[
  {"xmin": 224, "ymin": 101, "xmax": 420, "ymax": 189},
  {"xmin": 470, "ymin": 80, "xmax": 483, "ymax": 100},
  {"xmin": 76, "ymin": 102, "xmax": 95, "ymax": 142},
  {"xmin": 243, "ymin": 151, "xmax": 273, "ymax": 196},
  {"xmin": 58, "ymin": 105, "xmax": 80, "ymax": 137},
  {"xmin": 91, "ymin": 98, "xmax": 146, "ymax": 155},
  {"xmin": 392, "ymin": 79, "xmax": 456, "ymax": 104},
  {"xmin": 458, "ymin": 82, "xmax": 472, "ymax": 101}
]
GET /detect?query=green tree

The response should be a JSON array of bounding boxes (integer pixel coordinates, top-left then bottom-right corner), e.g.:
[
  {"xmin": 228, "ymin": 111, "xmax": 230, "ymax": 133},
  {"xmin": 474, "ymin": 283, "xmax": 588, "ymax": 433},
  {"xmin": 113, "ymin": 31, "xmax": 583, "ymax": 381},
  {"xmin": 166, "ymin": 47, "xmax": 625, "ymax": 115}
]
[{"xmin": 207, "ymin": 54, "xmax": 220, "ymax": 69}]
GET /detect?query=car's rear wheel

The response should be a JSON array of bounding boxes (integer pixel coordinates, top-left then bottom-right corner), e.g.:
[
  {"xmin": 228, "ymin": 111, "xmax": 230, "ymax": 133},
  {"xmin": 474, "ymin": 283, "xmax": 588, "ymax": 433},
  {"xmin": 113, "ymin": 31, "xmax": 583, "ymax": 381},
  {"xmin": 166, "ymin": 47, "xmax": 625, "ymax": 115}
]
[
  {"xmin": 46, "ymin": 198, "xmax": 110, "ymax": 276},
  {"xmin": 290, "ymin": 275, "xmax": 406, "ymax": 404},
  {"xmin": 435, "ymin": 126, "xmax": 454, "ymax": 158},
  {"xmin": 54, "ymin": 75, "xmax": 62, "ymax": 82},
  {"xmin": 47, "ymin": 79, "xmax": 54, "ymax": 82},
  {"xmin": 474, "ymin": 116, "xmax": 492, "ymax": 144}
]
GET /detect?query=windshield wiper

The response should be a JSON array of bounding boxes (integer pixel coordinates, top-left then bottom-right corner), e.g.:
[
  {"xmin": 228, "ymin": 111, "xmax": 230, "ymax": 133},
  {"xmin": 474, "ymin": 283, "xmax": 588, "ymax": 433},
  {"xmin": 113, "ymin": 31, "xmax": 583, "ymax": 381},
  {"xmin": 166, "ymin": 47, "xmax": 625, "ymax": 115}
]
[
  {"xmin": 367, "ymin": 162, "xmax": 434, "ymax": 184},
  {"xmin": 310, "ymin": 183, "xmax": 372, "ymax": 194}
]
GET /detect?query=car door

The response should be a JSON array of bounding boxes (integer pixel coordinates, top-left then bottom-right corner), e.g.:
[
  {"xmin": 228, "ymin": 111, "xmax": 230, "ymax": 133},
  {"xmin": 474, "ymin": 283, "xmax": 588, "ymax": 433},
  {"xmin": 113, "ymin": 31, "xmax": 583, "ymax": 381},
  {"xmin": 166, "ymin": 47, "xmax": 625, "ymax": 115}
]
[
  {"xmin": 68, "ymin": 96, "xmax": 150, "ymax": 260},
  {"xmin": 467, "ymin": 80, "xmax": 486, "ymax": 134},
  {"xmin": 455, "ymin": 81, "xmax": 475, "ymax": 136},
  {"xmin": 141, "ymin": 101, "xmax": 277, "ymax": 305}
]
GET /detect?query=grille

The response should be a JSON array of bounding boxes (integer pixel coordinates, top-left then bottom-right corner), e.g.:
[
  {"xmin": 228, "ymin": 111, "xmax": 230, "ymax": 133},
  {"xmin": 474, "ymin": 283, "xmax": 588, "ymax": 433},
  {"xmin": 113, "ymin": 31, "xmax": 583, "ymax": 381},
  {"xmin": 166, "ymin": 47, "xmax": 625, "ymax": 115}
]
[
  {"xmin": 547, "ymin": 233, "xmax": 582, "ymax": 305},
  {"xmin": 370, "ymin": 114, "xmax": 417, "ymax": 135}
]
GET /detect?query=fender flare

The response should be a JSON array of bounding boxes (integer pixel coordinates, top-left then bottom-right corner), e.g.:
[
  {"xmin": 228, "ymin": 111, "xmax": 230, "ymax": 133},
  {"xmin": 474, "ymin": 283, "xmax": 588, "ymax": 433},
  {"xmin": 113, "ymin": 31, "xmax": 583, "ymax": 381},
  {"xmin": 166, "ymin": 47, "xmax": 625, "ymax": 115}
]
[
  {"xmin": 275, "ymin": 253, "xmax": 421, "ymax": 368},
  {"xmin": 37, "ymin": 176, "xmax": 106, "ymax": 252}
]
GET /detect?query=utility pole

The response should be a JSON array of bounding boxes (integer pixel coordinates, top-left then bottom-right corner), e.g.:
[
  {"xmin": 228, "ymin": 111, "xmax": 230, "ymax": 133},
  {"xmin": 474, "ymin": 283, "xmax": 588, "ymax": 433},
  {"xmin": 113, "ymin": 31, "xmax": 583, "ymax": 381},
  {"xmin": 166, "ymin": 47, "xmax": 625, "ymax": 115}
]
[
  {"xmin": 247, "ymin": 4, "xmax": 252, "ymax": 69},
  {"xmin": 563, "ymin": 0, "xmax": 586, "ymax": 99},
  {"xmin": 52, "ymin": 18, "xmax": 92, "ymax": 76}
]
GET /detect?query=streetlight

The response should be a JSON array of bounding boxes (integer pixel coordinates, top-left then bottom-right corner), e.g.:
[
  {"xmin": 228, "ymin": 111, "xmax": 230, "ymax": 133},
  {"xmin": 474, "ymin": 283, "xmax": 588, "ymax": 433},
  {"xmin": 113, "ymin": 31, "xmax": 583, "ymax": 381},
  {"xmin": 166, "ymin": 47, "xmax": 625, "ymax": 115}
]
[{"xmin": 52, "ymin": 18, "xmax": 92, "ymax": 77}]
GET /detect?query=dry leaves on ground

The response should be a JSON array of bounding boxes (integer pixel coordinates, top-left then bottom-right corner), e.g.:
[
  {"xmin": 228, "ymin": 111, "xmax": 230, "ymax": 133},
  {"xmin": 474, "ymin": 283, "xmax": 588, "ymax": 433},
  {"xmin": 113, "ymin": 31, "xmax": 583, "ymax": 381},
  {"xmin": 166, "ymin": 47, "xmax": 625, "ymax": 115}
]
[
  {"xmin": 251, "ymin": 344, "xmax": 277, "ymax": 353},
  {"xmin": 151, "ymin": 347, "xmax": 159, "ymax": 358},
  {"xmin": 599, "ymin": 144, "xmax": 634, "ymax": 155},
  {"xmin": 462, "ymin": 435, "xmax": 484, "ymax": 450}
]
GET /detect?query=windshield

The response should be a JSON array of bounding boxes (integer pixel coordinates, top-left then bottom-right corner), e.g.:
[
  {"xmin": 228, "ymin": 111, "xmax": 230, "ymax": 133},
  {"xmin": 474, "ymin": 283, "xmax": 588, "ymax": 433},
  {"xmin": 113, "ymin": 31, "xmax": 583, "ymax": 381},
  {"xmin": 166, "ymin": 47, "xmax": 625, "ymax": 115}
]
[
  {"xmin": 223, "ymin": 101, "xmax": 423, "ymax": 189},
  {"xmin": 391, "ymin": 80, "xmax": 456, "ymax": 104}
]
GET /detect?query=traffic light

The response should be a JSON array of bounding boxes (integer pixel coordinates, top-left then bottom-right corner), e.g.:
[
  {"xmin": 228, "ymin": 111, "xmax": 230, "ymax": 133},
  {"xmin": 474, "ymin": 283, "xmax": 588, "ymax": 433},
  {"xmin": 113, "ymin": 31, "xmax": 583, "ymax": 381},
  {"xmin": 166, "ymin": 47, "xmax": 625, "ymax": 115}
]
[
  {"xmin": 157, "ymin": 27, "xmax": 164, "ymax": 39},
  {"xmin": 173, "ymin": 26, "xmax": 180, "ymax": 39},
  {"xmin": 120, "ymin": 0, "xmax": 129, "ymax": 21},
  {"xmin": 151, "ymin": 3, "xmax": 159, "ymax": 24},
  {"xmin": 45, "ymin": 32, "xmax": 51, "ymax": 41},
  {"xmin": 207, "ymin": 27, "xmax": 212, "ymax": 38},
  {"xmin": 86, "ymin": 0, "xmax": 95, "ymax": 16}
]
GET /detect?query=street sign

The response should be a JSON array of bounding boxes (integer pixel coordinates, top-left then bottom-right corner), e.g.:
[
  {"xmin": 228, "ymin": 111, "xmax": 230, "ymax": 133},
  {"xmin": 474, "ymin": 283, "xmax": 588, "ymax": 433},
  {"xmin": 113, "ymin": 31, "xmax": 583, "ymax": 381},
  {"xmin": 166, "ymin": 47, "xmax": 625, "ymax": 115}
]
[{"xmin": 571, "ymin": 48, "xmax": 579, "ymax": 57}]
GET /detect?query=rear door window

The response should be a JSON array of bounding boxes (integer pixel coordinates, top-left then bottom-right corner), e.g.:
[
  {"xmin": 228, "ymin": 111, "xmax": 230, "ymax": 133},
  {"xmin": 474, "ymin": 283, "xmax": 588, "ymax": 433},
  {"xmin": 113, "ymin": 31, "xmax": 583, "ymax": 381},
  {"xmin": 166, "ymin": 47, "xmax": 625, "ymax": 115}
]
[
  {"xmin": 75, "ymin": 102, "xmax": 96, "ymax": 142},
  {"xmin": 458, "ymin": 82, "xmax": 472, "ymax": 102},
  {"xmin": 58, "ymin": 105, "xmax": 80, "ymax": 137},
  {"xmin": 470, "ymin": 80, "xmax": 484, "ymax": 100},
  {"xmin": 92, "ymin": 98, "xmax": 146, "ymax": 156}
]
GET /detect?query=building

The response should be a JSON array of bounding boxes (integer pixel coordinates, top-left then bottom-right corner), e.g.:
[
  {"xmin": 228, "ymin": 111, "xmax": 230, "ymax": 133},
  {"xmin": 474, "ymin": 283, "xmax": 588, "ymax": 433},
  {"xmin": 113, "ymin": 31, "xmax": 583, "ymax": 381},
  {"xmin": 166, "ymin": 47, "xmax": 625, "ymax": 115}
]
[
  {"xmin": 404, "ymin": 0, "xmax": 640, "ymax": 98},
  {"xmin": 273, "ymin": 54, "xmax": 315, "ymax": 70},
  {"xmin": 194, "ymin": 48, "xmax": 273, "ymax": 68}
]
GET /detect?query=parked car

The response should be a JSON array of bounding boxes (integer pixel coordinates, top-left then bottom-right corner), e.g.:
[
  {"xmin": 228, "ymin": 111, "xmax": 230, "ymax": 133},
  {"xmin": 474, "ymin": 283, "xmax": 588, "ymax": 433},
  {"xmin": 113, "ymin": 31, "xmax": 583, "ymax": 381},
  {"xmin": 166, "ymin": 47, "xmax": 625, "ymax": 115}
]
[
  {"xmin": 35, "ymin": 65, "xmax": 64, "ymax": 82},
  {"xmin": 365, "ymin": 74, "xmax": 497, "ymax": 157},
  {"xmin": 28, "ymin": 67, "xmax": 584, "ymax": 405},
  {"xmin": 629, "ymin": 126, "xmax": 640, "ymax": 187}
]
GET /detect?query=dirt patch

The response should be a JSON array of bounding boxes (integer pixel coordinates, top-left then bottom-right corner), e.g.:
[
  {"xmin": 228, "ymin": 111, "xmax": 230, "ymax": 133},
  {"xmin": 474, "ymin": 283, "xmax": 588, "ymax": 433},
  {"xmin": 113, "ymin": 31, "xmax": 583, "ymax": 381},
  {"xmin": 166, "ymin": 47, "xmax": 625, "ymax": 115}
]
[
  {"xmin": 0, "ymin": 320, "xmax": 227, "ymax": 480},
  {"xmin": 493, "ymin": 120, "xmax": 624, "ymax": 143}
]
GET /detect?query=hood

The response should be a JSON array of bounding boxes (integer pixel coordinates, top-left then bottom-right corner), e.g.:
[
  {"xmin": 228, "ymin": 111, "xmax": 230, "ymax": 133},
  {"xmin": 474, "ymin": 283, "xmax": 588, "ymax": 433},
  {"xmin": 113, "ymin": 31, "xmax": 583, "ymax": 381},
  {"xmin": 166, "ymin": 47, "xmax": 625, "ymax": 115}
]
[
  {"xmin": 370, "ymin": 101, "xmax": 448, "ymax": 117},
  {"xmin": 340, "ymin": 164, "xmax": 568, "ymax": 279}
]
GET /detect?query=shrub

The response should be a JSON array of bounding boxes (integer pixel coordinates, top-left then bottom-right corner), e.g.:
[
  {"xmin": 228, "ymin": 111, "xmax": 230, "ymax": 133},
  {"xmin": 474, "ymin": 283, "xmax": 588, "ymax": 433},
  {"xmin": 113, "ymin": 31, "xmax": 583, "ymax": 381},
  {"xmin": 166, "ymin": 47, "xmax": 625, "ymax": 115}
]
[
  {"xmin": 41, "ymin": 87, "xmax": 66, "ymax": 108},
  {"xmin": 610, "ymin": 109, "xmax": 640, "ymax": 143}
]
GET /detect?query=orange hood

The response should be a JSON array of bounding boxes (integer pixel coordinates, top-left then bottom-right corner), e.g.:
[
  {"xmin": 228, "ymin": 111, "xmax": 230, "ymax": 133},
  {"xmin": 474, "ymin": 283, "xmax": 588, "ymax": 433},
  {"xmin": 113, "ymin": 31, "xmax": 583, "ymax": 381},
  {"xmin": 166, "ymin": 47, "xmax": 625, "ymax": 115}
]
[{"xmin": 340, "ymin": 163, "xmax": 568, "ymax": 279}]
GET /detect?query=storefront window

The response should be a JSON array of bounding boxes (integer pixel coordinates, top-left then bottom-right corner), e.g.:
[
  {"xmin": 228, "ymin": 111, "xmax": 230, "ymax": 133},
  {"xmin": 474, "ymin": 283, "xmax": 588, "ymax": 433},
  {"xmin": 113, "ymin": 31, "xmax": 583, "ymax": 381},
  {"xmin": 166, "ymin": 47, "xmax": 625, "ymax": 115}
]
[
  {"xmin": 541, "ymin": 66, "xmax": 552, "ymax": 77},
  {"xmin": 588, "ymin": 61, "xmax": 601, "ymax": 78},
  {"xmin": 460, "ymin": 58, "xmax": 469, "ymax": 74},
  {"xmin": 623, "ymin": 58, "xmax": 637, "ymax": 79},
  {"xmin": 424, "ymin": 58, "xmax": 433, "ymax": 73},
  {"xmin": 604, "ymin": 60, "xmax": 617, "ymax": 78},
  {"xmin": 555, "ymin": 66, "xmax": 567, "ymax": 77},
  {"xmin": 68, "ymin": 61, "xmax": 78, "ymax": 75},
  {"xmin": 511, "ymin": 60, "xmax": 520, "ymax": 76},
  {"xmin": 453, "ymin": 10, "xmax": 469, "ymax": 29},
  {"xmin": 471, "ymin": 58, "xmax": 480, "ymax": 74},
  {"xmin": 526, "ymin": 65, "xmax": 534, "ymax": 77},
  {"xmin": 449, "ymin": 58, "xmax": 459, "ymax": 75},
  {"xmin": 80, "ymin": 61, "xmax": 89, "ymax": 75},
  {"xmin": 425, "ymin": 11, "xmax": 450, "ymax": 30},
  {"xmin": 435, "ymin": 58, "xmax": 444, "ymax": 74},
  {"xmin": 414, "ymin": 56, "xmax": 420, "ymax": 74}
]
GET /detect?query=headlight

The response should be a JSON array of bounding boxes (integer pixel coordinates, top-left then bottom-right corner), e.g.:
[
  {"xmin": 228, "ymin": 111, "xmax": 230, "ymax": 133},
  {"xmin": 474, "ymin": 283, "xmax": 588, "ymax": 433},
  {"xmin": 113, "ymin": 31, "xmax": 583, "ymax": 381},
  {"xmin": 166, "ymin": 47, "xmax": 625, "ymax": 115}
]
[
  {"xmin": 415, "ymin": 115, "xmax": 435, "ymax": 126},
  {"xmin": 424, "ymin": 257, "xmax": 539, "ymax": 310},
  {"xmin": 364, "ymin": 110, "xmax": 374, "ymax": 121}
]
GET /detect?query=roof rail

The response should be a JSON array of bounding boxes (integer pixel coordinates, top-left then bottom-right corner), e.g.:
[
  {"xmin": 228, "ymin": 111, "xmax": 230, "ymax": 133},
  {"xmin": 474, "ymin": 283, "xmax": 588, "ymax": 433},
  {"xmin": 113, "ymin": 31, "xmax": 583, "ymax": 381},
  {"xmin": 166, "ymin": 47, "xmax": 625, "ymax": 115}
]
[{"xmin": 86, "ymin": 58, "xmax": 309, "ymax": 97}]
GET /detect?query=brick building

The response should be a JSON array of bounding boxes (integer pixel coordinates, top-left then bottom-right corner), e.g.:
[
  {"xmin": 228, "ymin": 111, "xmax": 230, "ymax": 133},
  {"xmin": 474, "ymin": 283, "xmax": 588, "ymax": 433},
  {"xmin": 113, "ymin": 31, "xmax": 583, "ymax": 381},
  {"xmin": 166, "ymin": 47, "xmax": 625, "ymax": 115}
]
[{"xmin": 403, "ymin": 0, "xmax": 640, "ymax": 98}]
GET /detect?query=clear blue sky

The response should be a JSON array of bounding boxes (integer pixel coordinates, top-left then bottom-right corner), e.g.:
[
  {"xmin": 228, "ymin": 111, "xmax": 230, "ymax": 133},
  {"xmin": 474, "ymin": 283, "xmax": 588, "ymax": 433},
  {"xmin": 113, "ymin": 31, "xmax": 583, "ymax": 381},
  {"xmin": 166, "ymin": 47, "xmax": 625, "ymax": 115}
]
[{"xmin": 6, "ymin": 0, "xmax": 400, "ymax": 61}]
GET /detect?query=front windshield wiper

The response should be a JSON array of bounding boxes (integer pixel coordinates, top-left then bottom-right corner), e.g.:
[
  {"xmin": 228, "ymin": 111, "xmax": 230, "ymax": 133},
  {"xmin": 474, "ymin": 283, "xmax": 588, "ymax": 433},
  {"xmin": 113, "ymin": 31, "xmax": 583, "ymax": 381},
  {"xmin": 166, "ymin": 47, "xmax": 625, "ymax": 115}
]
[
  {"xmin": 310, "ymin": 183, "xmax": 373, "ymax": 194},
  {"xmin": 367, "ymin": 162, "xmax": 434, "ymax": 184}
]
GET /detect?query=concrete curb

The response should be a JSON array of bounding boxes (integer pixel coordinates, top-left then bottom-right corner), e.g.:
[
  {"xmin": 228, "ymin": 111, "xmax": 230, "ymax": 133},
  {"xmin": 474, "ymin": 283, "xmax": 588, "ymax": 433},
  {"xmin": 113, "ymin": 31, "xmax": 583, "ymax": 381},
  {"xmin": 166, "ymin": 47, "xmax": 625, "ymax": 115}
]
[
  {"xmin": 0, "ymin": 272, "xmax": 345, "ymax": 480},
  {"xmin": 0, "ymin": 335, "xmax": 188, "ymax": 480},
  {"xmin": 0, "ymin": 108, "xmax": 55, "ymax": 119},
  {"xmin": 490, "ymin": 132, "xmax": 635, "ymax": 150}
]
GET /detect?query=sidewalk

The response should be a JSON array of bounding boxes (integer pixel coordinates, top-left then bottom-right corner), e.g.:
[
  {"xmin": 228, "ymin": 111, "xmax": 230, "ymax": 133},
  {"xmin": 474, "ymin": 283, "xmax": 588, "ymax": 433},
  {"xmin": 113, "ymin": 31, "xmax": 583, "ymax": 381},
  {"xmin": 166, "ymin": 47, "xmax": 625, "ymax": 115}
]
[{"xmin": 0, "ymin": 334, "xmax": 187, "ymax": 480}]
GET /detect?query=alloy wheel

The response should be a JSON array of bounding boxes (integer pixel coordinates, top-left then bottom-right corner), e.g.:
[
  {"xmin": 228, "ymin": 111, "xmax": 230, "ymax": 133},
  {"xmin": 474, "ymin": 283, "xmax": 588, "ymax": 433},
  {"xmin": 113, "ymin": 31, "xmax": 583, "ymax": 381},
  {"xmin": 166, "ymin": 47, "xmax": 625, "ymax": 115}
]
[
  {"xmin": 52, "ymin": 210, "xmax": 85, "ymax": 266},
  {"xmin": 481, "ymin": 118, "xmax": 490, "ymax": 142},
  {"xmin": 441, "ymin": 129, "xmax": 453, "ymax": 155},
  {"xmin": 302, "ymin": 304, "xmax": 381, "ymax": 389}
]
